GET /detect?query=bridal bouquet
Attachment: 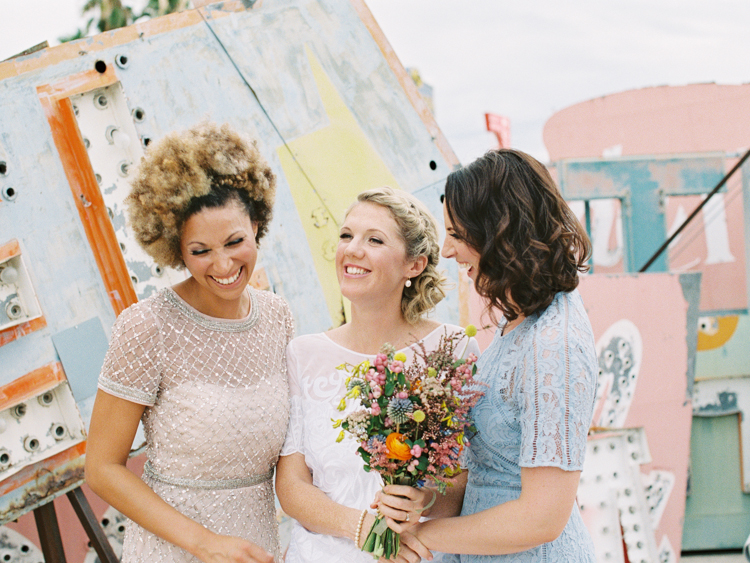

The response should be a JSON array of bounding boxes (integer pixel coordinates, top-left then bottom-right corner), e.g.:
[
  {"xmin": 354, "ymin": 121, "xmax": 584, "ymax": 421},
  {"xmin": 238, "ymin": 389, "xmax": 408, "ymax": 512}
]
[{"xmin": 333, "ymin": 326, "xmax": 483, "ymax": 559}]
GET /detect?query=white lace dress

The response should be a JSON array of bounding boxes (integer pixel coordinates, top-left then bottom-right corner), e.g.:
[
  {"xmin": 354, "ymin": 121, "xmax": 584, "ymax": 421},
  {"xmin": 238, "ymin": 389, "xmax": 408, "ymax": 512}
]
[
  {"xmin": 280, "ymin": 325, "xmax": 480, "ymax": 563},
  {"xmin": 98, "ymin": 287, "xmax": 294, "ymax": 562}
]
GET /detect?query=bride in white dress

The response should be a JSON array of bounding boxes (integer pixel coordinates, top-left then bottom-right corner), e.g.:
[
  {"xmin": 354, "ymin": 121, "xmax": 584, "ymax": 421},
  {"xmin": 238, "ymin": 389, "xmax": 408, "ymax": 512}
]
[{"xmin": 275, "ymin": 187, "xmax": 479, "ymax": 563}]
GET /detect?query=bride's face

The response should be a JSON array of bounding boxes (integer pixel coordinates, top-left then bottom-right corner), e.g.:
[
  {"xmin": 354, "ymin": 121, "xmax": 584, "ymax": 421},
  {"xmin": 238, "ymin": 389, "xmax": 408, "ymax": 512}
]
[{"xmin": 336, "ymin": 202, "xmax": 415, "ymax": 305}]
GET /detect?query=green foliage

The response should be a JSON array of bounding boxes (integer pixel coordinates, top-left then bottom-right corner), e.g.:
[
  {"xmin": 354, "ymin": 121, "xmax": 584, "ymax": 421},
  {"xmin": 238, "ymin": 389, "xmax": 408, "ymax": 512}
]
[{"xmin": 60, "ymin": 0, "xmax": 190, "ymax": 43}]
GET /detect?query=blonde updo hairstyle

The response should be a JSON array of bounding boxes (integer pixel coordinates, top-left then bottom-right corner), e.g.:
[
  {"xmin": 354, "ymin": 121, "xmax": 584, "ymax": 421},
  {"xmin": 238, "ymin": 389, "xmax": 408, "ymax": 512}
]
[
  {"xmin": 352, "ymin": 187, "xmax": 447, "ymax": 324},
  {"xmin": 126, "ymin": 121, "xmax": 276, "ymax": 268}
]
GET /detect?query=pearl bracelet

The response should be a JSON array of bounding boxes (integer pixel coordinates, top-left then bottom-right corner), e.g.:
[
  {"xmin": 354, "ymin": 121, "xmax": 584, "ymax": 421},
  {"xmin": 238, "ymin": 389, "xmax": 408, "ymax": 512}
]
[{"xmin": 354, "ymin": 509, "xmax": 368, "ymax": 548}]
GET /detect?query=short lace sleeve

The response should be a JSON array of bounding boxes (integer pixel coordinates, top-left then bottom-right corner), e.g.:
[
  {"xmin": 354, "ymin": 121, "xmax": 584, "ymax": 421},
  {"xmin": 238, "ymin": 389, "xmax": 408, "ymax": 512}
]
[
  {"xmin": 280, "ymin": 339, "xmax": 303, "ymax": 456},
  {"xmin": 98, "ymin": 300, "xmax": 163, "ymax": 406},
  {"xmin": 517, "ymin": 296, "xmax": 597, "ymax": 471}
]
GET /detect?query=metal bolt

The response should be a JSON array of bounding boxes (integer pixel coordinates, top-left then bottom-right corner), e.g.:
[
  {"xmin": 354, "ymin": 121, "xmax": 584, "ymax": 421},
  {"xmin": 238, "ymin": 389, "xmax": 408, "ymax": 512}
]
[
  {"xmin": 23, "ymin": 436, "xmax": 40, "ymax": 452},
  {"xmin": 132, "ymin": 107, "xmax": 146, "ymax": 122},
  {"xmin": 11, "ymin": 403, "xmax": 27, "ymax": 419},
  {"xmin": 115, "ymin": 54, "xmax": 130, "ymax": 69},
  {"xmin": 118, "ymin": 160, "xmax": 131, "ymax": 177},
  {"xmin": 38, "ymin": 392, "xmax": 54, "ymax": 406},
  {"xmin": 50, "ymin": 423, "xmax": 66, "ymax": 440},
  {"xmin": 2, "ymin": 186, "xmax": 17, "ymax": 201},
  {"xmin": 94, "ymin": 93, "xmax": 108, "ymax": 109}
]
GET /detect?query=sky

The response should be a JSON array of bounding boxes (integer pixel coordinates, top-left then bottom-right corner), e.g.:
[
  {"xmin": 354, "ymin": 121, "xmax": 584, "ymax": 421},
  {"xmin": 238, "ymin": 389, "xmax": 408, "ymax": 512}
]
[{"xmin": 3, "ymin": 0, "xmax": 750, "ymax": 164}]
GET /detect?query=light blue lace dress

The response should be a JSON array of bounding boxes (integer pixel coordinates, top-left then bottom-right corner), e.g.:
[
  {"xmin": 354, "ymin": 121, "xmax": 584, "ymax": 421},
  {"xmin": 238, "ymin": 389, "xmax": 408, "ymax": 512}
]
[{"xmin": 457, "ymin": 290, "xmax": 597, "ymax": 562}]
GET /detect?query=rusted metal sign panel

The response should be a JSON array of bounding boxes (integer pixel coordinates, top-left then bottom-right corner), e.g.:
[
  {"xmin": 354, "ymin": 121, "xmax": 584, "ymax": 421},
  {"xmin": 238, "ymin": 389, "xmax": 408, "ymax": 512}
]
[
  {"xmin": 683, "ymin": 312, "xmax": 750, "ymax": 549},
  {"xmin": 556, "ymin": 154, "xmax": 748, "ymax": 313},
  {"xmin": 558, "ymin": 154, "xmax": 725, "ymax": 272},
  {"xmin": 0, "ymin": 0, "xmax": 461, "ymax": 540},
  {"xmin": 577, "ymin": 272, "xmax": 700, "ymax": 563}
]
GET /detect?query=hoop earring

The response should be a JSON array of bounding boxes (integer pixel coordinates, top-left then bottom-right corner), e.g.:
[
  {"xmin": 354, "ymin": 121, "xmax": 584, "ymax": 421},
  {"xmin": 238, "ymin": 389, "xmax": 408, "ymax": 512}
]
[{"xmin": 405, "ymin": 279, "xmax": 412, "ymax": 288}]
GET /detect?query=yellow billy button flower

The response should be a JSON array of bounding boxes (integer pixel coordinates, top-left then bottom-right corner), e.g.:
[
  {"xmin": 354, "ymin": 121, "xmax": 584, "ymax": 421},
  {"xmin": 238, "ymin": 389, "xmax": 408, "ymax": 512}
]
[
  {"xmin": 427, "ymin": 367, "xmax": 437, "ymax": 377},
  {"xmin": 336, "ymin": 430, "xmax": 345, "ymax": 443},
  {"xmin": 465, "ymin": 324, "xmax": 477, "ymax": 338},
  {"xmin": 412, "ymin": 410, "xmax": 426, "ymax": 423},
  {"xmin": 394, "ymin": 352, "xmax": 407, "ymax": 362}
]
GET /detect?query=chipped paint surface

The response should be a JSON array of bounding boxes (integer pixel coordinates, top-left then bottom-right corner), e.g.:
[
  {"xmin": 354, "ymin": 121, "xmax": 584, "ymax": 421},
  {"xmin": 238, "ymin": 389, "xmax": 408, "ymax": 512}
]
[
  {"xmin": 278, "ymin": 46, "xmax": 402, "ymax": 324},
  {"xmin": 558, "ymin": 154, "xmax": 725, "ymax": 274},
  {"xmin": 575, "ymin": 273, "xmax": 697, "ymax": 558},
  {"xmin": 0, "ymin": 0, "xmax": 461, "ymax": 534},
  {"xmin": 579, "ymin": 428, "xmax": 661, "ymax": 563},
  {"xmin": 0, "ymin": 442, "xmax": 86, "ymax": 524}
]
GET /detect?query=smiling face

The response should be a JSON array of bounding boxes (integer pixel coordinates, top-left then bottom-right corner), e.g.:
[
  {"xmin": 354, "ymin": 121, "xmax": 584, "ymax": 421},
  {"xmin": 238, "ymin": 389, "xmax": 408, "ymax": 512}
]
[
  {"xmin": 180, "ymin": 201, "xmax": 258, "ymax": 315},
  {"xmin": 336, "ymin": 202, "xmax": 424, "ymax": 307},
  {"xmin": 441, "ymin": 204, "xmax": 482, "ymax": 282}
]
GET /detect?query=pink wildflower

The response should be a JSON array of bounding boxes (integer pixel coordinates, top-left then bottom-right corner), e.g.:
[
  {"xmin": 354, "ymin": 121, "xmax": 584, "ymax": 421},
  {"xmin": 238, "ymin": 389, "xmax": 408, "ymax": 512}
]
[
  {"xmin": 411, "ymin": 444, "xmax": 422, "ymax": 458},
  {"xmin": 374, "ymin": 353, "xmax": 387, "ymax": 370},
  {"xmin": 371, "ymin": 404, "xmax": 381, "ymax": 416},
  {"xmin": 397, "ymin": 391, "xmax": 408, "ymax": 399},
  {"xmin": 390, "ymin": 360, "xmax": 404, "ymax": 374}
]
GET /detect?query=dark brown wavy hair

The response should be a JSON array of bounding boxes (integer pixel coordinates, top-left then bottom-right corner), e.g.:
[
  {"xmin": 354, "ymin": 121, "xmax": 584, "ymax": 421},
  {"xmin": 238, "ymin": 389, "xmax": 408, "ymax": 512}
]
[{"xmin": 443, "ymin": 149, "xmax": 591, "ymax": 322}]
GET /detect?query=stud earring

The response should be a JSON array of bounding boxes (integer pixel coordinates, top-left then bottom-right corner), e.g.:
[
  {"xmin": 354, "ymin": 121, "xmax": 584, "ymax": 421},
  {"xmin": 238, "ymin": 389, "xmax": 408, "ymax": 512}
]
[{"xmin": 405, "ymin": 279, "xmax": 412, "ymax": 288}]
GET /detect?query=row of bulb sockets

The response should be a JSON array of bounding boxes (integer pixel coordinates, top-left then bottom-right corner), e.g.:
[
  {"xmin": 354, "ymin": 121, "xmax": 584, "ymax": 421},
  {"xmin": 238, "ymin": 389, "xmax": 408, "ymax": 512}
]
[
  {"xmin": 0, "ymin": 393, "xmax": 69, "ymax": 467},
  {"xmin": 0, "ymin": 422, "xmax": 69, "ymax": 468},
  {"xmin": 0, "ymin": 90, "xmax": 150, "ymax": 202},
  {"xmin": 0, "ymin": 265, "xmax": 25, "ymax": 320}
]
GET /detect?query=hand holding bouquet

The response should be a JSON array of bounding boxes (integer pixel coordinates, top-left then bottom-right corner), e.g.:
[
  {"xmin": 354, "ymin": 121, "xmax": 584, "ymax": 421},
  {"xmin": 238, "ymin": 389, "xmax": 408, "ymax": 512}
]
[{"xmin": 333, "ymin": 326, "xmax": 483, "ymax": 559}]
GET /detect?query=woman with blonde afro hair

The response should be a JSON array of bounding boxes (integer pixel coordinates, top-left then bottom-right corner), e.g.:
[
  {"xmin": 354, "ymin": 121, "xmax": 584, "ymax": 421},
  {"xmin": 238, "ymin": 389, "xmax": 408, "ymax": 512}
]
[
  {"xmin": 86, "ymin": 121, "xmax": 294, "ymax": 563},
  {"xmin": 127, "ymin": 121, "xmax": 276, "ymax": 268}
]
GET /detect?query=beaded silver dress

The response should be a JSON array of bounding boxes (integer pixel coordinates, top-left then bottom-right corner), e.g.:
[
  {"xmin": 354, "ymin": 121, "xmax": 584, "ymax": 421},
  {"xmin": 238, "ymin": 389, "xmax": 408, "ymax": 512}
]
[{"xmin": 98, "ymin": 287, "xmax": 294, "ymax": 562}]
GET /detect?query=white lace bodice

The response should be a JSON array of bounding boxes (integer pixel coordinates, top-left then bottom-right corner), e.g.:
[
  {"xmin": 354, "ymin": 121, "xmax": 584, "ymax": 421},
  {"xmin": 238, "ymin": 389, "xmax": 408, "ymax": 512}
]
[{"xmin": 280, "ymin": 325, "xmax": 480, "ymax": 563}]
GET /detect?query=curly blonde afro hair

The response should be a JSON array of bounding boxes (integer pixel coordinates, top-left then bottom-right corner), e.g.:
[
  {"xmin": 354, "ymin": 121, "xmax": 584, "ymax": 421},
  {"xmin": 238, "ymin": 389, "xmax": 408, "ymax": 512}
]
[{"xmin": 126, "ymin": 121, "xmax": 276, "ymax": 268}]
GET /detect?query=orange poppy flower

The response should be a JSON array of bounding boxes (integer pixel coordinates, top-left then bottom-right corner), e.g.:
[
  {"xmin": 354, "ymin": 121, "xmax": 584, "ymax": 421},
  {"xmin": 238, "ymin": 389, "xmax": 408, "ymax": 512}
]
[{"xmin": 386, "ymin": 432, "xmax": 412, "ymax": 460}]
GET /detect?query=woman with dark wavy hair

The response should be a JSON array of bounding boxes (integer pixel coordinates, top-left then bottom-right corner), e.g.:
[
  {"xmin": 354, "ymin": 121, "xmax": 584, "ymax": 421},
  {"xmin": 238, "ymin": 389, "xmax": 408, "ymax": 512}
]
[{"xmin": 378, "ymin": 149, "xmax": 598, "ymax": 562}]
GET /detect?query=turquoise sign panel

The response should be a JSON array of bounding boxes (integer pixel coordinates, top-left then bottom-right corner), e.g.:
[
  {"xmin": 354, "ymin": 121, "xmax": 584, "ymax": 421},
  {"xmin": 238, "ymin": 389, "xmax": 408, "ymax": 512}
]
[{"xmin": 558, "ymin": 155, "xmax": 725, "ymax": 272}]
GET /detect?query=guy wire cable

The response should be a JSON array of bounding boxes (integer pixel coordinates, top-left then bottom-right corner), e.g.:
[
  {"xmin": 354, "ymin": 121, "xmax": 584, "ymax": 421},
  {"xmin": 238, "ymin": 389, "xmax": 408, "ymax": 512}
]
[
  {"xmin": 639, "ymin": 146, "xmax": 750, "ymax": 272},
  {"xmin": 666, "ymin": 174, "xmax": 743, "ymax": 263}
]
